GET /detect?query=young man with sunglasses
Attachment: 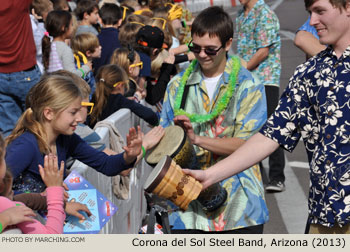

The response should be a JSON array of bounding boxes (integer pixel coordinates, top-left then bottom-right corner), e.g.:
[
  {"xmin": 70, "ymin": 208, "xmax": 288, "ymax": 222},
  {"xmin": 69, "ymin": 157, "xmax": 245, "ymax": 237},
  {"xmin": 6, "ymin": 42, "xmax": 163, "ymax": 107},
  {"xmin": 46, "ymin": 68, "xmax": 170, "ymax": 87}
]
[
  {"xmin": 236, "ymin": 0, "xmax": 285, "ymax": 193},
  {"xmin": 185, "ymin": 0, "xmax": 350, "ymax": 234},
  {"xmin": 160, "ymin": 6, "xmax": 268, "ymax": 234}
]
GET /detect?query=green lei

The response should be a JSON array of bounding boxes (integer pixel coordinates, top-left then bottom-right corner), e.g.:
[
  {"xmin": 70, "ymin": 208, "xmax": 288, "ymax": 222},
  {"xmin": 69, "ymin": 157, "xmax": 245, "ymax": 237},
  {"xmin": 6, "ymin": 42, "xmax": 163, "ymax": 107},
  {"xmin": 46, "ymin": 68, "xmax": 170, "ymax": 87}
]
[{"xmin": 173, "ymin": 56, "xmax": 241, "ymax": 123}]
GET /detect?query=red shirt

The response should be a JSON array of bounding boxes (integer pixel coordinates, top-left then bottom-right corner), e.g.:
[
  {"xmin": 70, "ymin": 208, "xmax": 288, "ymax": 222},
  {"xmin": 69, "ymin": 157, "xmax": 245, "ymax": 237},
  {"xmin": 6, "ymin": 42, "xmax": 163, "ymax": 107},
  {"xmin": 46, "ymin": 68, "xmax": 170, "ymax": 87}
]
[{"xmin": 0, "ymin": 0, "xmax": 36, "ymax": 73}]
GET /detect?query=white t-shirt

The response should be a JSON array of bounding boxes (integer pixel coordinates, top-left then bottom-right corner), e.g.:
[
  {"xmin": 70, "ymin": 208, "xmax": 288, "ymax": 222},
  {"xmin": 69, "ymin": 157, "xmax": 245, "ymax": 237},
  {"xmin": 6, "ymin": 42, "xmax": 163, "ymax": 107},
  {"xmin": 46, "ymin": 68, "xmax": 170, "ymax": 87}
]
[{"xmin": 202, "ymin": 74, "xmax": 222, "ymax": 101}]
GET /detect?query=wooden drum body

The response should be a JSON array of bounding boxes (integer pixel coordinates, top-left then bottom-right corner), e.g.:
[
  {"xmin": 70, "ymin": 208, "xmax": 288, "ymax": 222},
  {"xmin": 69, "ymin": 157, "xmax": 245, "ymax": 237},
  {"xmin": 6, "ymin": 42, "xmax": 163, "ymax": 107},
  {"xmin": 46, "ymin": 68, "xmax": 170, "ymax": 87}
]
[
  {"xmin": 144, "ymin": 155, "xmax": 202, "ymax": 211},
  {"xmin": 145, "ymin": 125, "xmax": 227, "ymax": 212}
]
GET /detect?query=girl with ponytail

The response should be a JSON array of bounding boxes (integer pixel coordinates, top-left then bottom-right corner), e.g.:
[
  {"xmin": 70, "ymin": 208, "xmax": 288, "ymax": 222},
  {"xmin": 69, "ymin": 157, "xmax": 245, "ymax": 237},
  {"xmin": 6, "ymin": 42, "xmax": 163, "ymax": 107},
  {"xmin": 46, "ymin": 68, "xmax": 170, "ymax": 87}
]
[
  {"xmin": 88, "ymin": 64, "xmax": 159, "ymax": 128},
  {"xmin": 6, "ymin": 74, "xmax": 142, "ymax": 194}
]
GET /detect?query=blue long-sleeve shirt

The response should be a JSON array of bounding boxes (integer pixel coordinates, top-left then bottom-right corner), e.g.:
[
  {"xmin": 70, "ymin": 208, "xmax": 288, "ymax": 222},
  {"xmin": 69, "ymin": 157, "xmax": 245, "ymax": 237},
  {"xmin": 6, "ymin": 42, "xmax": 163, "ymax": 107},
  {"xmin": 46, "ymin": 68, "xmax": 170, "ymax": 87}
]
[{"xmin": 6, "ymin": 132, "xmax": 133, "ymax": 193}]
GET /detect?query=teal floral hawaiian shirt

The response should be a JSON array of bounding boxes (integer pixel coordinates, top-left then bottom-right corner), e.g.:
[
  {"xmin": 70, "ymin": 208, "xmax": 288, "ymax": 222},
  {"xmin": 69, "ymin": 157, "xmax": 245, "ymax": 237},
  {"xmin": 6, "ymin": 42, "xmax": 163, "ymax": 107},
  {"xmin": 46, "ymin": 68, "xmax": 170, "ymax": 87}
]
[
  {"xmin": 160, "ymin": 56, "xmax": 269, "ymax": 231},
  {"xmin": 236, "ymin": 0, "xmax": 281, "ymax": 86}
]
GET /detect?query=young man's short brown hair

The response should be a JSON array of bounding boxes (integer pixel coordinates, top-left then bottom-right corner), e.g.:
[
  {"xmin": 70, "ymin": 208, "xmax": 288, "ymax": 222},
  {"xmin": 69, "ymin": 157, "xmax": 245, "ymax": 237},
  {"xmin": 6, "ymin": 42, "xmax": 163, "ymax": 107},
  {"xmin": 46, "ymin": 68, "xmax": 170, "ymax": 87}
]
[
  {"xmin": 191, "ymin": 6, "xmax": 233, "ymax": 46},
  {"xmin": 305, "ymin": 0, "xmax": 348, "ymax": 9}
]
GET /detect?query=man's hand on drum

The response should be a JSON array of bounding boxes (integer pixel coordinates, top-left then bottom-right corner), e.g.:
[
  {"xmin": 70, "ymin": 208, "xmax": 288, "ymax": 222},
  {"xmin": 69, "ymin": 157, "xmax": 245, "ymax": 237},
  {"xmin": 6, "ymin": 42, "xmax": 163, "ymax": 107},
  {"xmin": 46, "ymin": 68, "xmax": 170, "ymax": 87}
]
[
  {"xmin": 174, "ymin": 115, "xmax": 197, "ymax": 144},
  {"xmin": 142, "ymin": 126, "xmax": 165, "ymax": 150},
  {"xmin": 182, "ymin": 168, "xmax": 211, "ymax": 190},
  {"xmin": 123, "ymin": 126, "xmax": 142, "ymax": 164}
]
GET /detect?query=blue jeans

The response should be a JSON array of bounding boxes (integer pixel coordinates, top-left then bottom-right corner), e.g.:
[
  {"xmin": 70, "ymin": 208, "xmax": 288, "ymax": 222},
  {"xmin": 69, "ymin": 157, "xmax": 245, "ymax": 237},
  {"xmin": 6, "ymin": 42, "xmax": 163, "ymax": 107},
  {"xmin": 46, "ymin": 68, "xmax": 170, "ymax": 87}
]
[{"xmin": 0, "ymin": 66, "xmax": 41, "ymax": 136}]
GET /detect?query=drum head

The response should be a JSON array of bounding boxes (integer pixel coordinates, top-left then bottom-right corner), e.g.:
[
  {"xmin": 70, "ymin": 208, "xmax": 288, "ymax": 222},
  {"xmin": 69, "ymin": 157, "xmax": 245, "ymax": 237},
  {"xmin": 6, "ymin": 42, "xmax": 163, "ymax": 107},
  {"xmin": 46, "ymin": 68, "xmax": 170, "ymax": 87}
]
[
  {"xmin": 144, "ymin": 155, "xmax": 171, "ymax": 192},
  {"xmin": 146, "ymin": 125, "xmax": 185, "ymax": 165}
]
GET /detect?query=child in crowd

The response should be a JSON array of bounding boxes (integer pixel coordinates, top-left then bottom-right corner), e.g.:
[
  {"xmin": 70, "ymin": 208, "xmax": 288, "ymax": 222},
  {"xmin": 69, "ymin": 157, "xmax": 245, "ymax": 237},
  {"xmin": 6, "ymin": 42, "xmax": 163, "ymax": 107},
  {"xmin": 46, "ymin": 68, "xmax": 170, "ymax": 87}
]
[
  {"xmin": 0, "ymin": 133, "xmax": 66, "ymax": 234},
  {"xmin": 42, "ymin": 10, "xmax": 92, "ymax": 77},
  {"xmin": 93, "ymin": 3, "xmax": 123, "ymax": 74},
  {"xmin": 133, "ymin": 25, "xmax": 168, "ymax": 95},
  {"xmin": 30, "ymin": 0, "xmax": 54, "ymax": 73},
  {"xmin": 6, "ymin": 74, "xmax": 142, "ymax": 194},
  {"xmin": 51, "ymin": 0, "xmax": 70, "ymax": 11},
  {"xmin": 75, "ymin": 0, "xmax": 100, "ymax": 36},
  {"xmin": 71, "ymin": 33, "xmax": 102, "ymax": 99},
  {"xmin": 88, "ymin": 64, "xmax": 159, "ymax": 127},
  {"xmin": 110, "ymin": 46, "xmax": 143, "ymax": 100},
  {"xmin": 145, "ymin": 49, "xmax": 176, "ymax": 110}
]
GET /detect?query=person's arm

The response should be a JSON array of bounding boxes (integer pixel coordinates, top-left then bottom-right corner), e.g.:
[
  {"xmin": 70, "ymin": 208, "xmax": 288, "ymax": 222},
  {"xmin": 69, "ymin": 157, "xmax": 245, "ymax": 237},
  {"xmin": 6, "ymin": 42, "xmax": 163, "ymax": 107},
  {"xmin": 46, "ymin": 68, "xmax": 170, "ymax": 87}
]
[
  {"xmin": 294, "ymin": 30, "xmax": 326, "ymax": 58},
  {"xmin": 175, "ymin": 74, "xmax": 267, "ymax": 156},
  {"xmin": 13, "ymin": 193, "xmax": 48, "ymax": 211},
  {"xmin": 174, "ymin": 115, "xmax": 246, "ymax": 156},
  {"xmin": 246, "ymin": 47, "xmax": 269, "ymax": 71},
  {"xmin": 68, "ymin": 128, "xmax": 141, "ymax": 176},
  {"xmin": 145, "ymin": 63, "xmax": 176, "ymax": 105},
  {"xmin": 5, "ymin": 135, "xmax": 37, "ymax": 179},
  {"xmin": 246, "ymin": 9, "xmax": 279, "ymax": 71},
  {"xmin": 183, "ymin": 133, "xmax": 279, "ymax": 189},
  {"xmin": 117, "ymin": 95, "xmax": 159, "ymax": 126}
]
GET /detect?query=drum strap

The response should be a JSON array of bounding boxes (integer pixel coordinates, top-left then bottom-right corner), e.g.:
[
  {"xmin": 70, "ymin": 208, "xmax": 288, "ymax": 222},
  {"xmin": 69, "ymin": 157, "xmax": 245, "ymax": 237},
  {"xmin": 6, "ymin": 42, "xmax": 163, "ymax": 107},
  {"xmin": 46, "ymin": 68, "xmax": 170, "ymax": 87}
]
[{"xmin": 180, "ymin": 85, "xmax": 190, "ymax": 109}]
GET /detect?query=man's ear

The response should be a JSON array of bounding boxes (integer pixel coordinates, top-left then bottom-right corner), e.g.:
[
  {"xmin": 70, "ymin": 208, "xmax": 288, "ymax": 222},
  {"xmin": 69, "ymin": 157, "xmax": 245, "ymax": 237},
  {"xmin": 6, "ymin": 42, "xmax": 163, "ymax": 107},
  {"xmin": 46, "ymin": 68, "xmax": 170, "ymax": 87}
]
[
  {"xmin": 43, "ymin": 107, "xmax": 54, "ymax": 121},
  {"xmin": 83, "ymin": 12, "xmax": 89, "ymax": 20},
  {"xmin": 225, "ymin": 38, "xmax": 233, "ymax": 52}
]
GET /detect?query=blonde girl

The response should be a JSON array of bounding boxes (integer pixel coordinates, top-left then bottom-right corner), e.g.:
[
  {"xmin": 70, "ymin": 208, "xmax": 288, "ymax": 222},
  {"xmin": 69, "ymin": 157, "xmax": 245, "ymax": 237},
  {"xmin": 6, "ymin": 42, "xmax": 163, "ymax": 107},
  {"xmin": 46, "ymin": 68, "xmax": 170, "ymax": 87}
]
[
  {"xmin": 6, "ymin": 74, "xmax": 142, "ymax": 194},
  {"xmin": 110, "ymin": 47, "xmax": 144, "ymax": 99},
  {"xmin": 89, "ymin": 64, "xmax": 158, "ymax": 127},
  {"xmin": 42, "ymin": 10, "xmax": 92, "ymax": 76}
]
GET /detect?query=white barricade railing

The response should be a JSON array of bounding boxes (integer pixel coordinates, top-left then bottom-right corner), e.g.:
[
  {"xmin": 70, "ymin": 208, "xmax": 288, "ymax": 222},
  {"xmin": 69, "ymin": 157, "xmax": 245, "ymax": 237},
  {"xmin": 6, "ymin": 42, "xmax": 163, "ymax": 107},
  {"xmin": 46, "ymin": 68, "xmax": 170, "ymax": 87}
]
[
  {"xmin": 184, "ymin": 0, "xmax": 239, "ymax": 13},
  {"xmin": 70, "ymin": 108, "xmax": 153, "ymax": 234}
]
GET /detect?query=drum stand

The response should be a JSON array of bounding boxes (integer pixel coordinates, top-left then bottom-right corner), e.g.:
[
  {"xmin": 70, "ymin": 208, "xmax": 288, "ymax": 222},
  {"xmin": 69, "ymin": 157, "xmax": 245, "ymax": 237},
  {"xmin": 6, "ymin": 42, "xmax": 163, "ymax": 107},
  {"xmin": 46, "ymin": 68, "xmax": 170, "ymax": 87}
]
[
  {"xmin": 145, "ymin": 193, "xmax": 172, "ymax": 234},
  {"xmin": 147, "ymin": 205, "xmax": 171, "ymax": 234}
]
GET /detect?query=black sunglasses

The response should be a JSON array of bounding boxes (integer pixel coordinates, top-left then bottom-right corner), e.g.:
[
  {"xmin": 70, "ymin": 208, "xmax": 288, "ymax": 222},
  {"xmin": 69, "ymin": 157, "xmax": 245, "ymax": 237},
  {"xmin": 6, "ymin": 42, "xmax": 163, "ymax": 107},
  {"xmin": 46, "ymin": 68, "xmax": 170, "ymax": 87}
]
[{"xmin": 188, "ymin": 40, "xmax": 224, "ymax": 56}]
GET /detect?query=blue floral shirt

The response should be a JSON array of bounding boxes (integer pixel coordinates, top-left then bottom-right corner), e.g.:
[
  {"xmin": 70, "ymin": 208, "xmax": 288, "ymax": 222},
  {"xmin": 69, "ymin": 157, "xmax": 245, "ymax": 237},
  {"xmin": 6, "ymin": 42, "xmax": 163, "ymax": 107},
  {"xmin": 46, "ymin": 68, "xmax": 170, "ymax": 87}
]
[
  {"xmin": 236, "ymin": 0, "xmax": 281, "ymax": 86},
  {"xmin": 260, "ymin": 46, "xmax": 350, "ymax": 227},
  {"xmin": 160, "ymin": 56, "xmax": 269, "ymax": 231}
]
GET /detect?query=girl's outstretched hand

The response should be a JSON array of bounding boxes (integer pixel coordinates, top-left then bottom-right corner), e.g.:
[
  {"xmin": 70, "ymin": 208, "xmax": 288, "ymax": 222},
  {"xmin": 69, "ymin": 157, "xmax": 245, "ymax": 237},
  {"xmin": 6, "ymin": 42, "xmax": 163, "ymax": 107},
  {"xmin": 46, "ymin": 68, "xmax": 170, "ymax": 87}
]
[
  {"xmin": 123, "ymin": 126, "xmax": 142, "ymax": 164},
  {"xmin": 142, "ymin": 126, "xmax": 165, "ymax": 150},
  {"xmin": 38, "ymin": 154, "xmax": 64, "ymax": 187}
]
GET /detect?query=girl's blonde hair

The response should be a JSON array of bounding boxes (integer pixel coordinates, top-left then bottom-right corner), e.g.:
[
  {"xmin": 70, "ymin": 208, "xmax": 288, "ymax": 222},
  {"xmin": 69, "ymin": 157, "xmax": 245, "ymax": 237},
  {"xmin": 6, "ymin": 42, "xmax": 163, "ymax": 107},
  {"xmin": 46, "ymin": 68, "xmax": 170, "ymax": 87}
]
[
  {"xmin": 110, "ymin": 47, "xmax": 140, "ymax": 78},
  {"xmin": 50, "ymin": 70, "xmax": 91, "ymax": 99},
  {"xmin": 71, "ymin": 33, "xmax": 100, "ymax": 57},
  {"xmin": 7, "ymin": 75, "xmax": 83, "ymax": 154},
  {"xmin": 90, "ymin": 64, "xmax": 129, "ymax": 125},
  {"xmin": 151, "ymin": 49, "xmax": 169, "ymax": 78}
]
